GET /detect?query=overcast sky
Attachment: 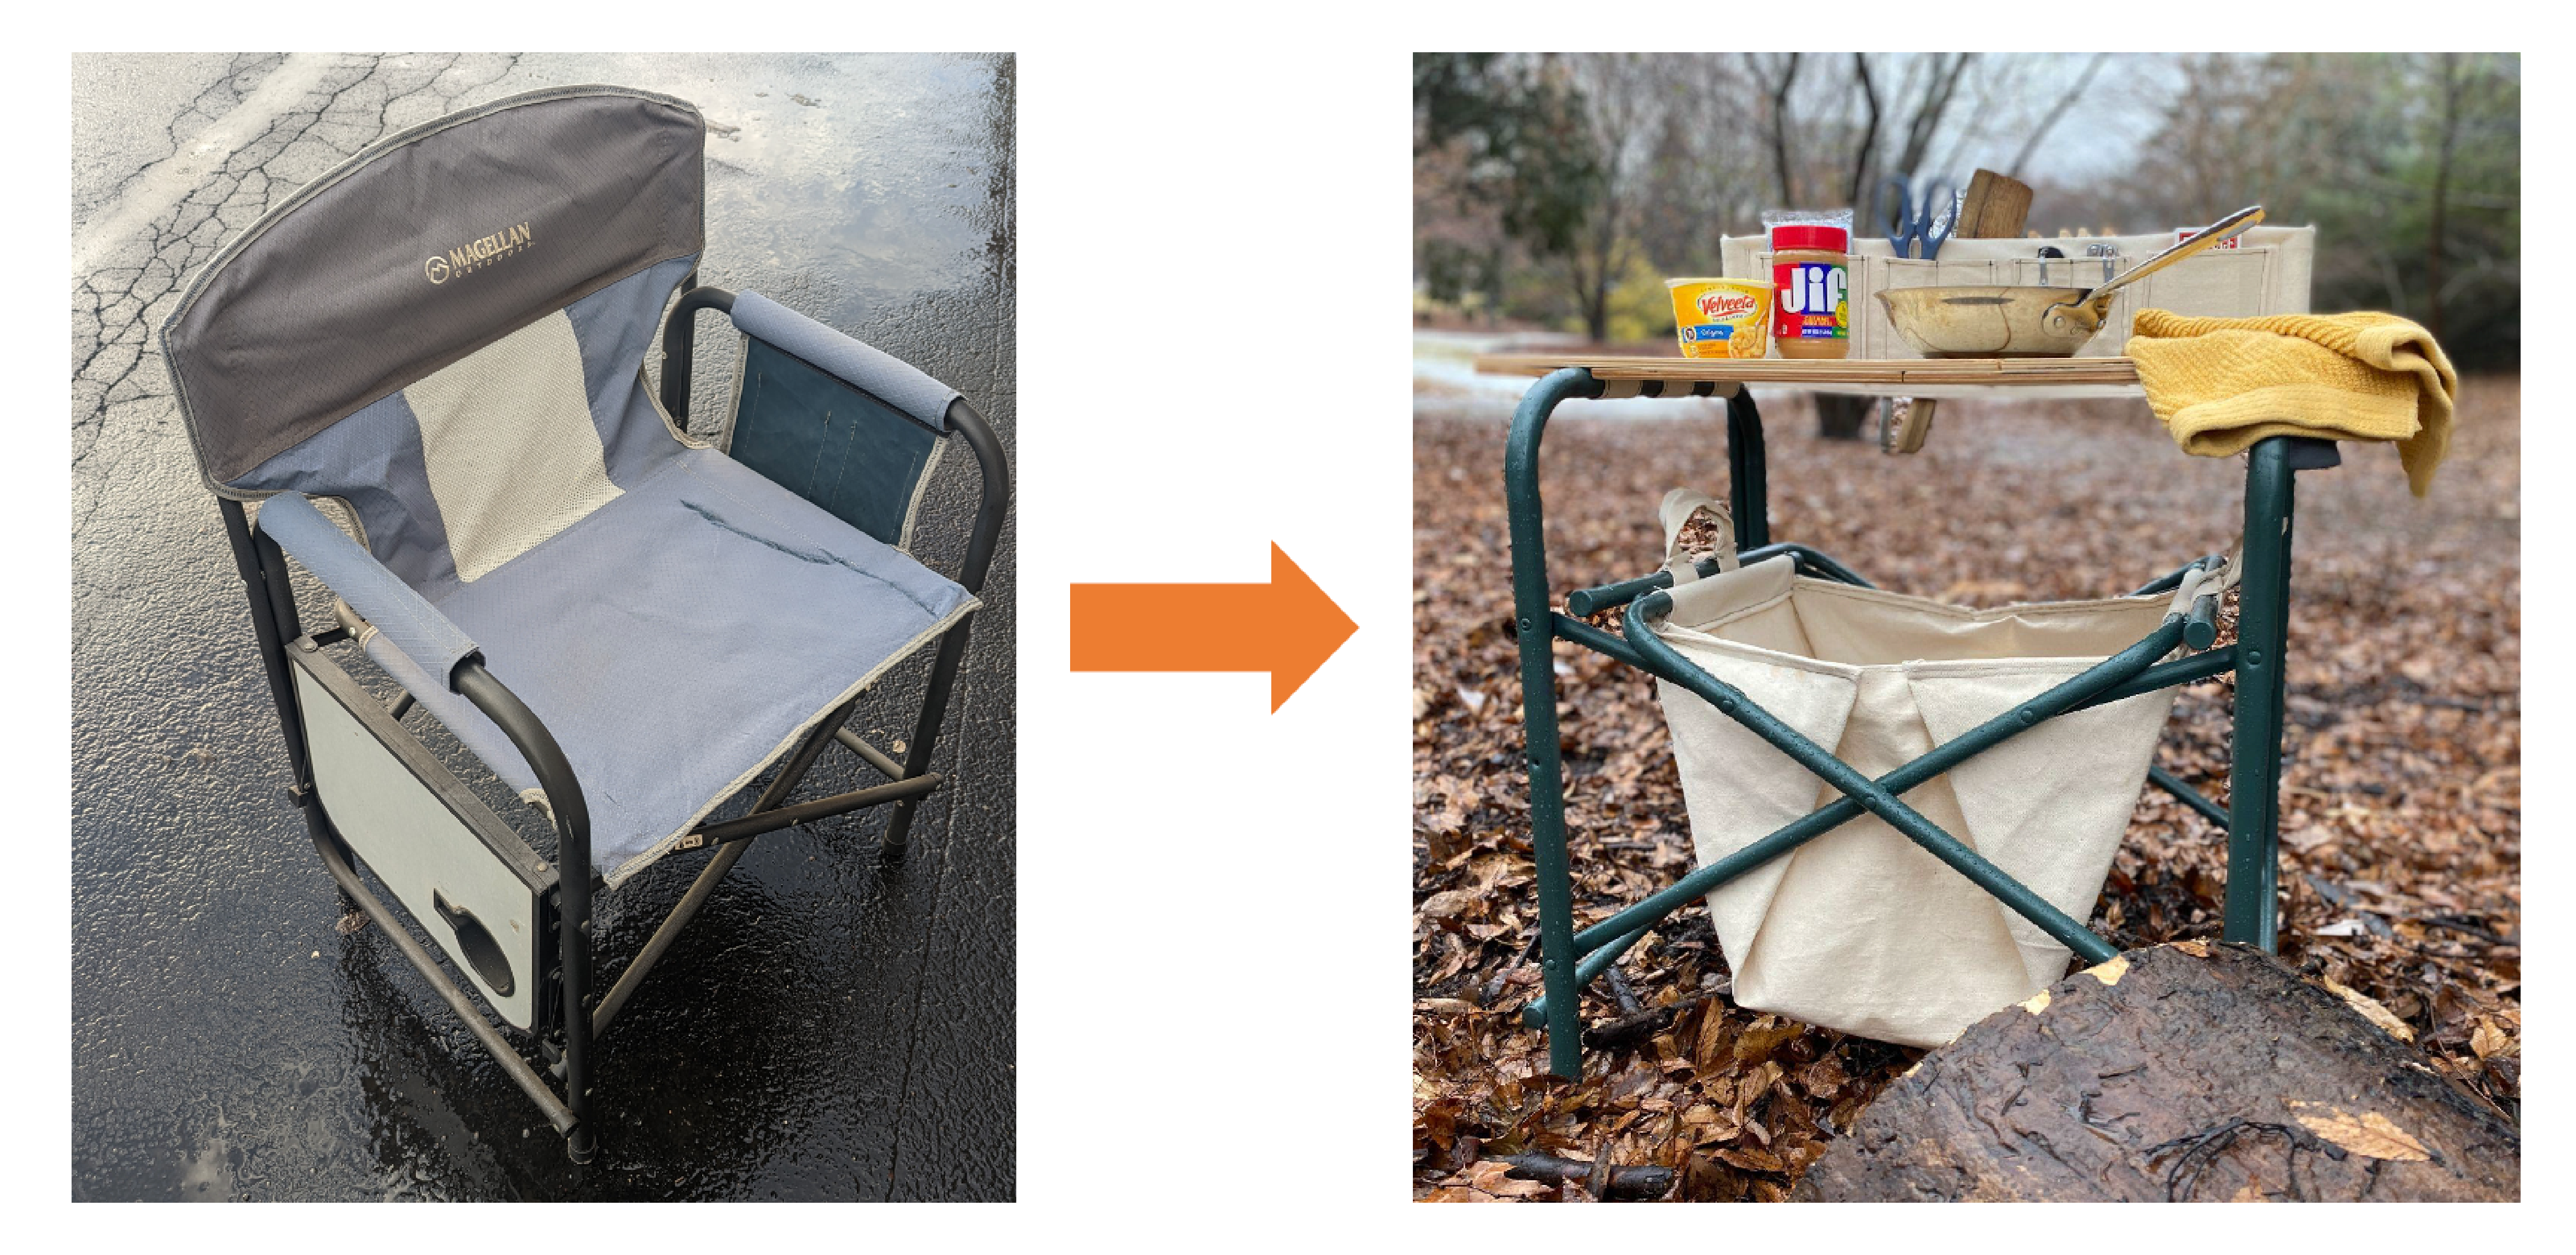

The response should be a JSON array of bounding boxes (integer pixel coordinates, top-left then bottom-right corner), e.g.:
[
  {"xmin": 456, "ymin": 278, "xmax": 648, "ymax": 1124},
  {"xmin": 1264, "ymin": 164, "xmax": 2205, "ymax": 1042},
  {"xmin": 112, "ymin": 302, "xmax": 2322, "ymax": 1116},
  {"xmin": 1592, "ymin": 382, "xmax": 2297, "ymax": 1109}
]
[{"xmin": 1930, "ymin": 53, "xmax": 2189, "ymax": 187}]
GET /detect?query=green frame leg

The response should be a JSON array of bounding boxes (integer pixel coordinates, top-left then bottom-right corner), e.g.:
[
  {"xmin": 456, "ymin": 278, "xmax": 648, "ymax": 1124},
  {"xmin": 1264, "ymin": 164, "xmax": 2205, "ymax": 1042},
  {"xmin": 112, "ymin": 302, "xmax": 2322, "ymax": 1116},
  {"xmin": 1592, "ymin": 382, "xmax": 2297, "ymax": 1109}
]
[
  {"xmin": 1505, "ymin": 368, "xmax": 1604, "ymax": 1079},
  {"xmin": 2225, "ymin": 438, "xmax": 2299, "ymax": 948},
  {"xmin": 1504, "ymin": 372, "xmax": 1766, "ymax": 1077}
]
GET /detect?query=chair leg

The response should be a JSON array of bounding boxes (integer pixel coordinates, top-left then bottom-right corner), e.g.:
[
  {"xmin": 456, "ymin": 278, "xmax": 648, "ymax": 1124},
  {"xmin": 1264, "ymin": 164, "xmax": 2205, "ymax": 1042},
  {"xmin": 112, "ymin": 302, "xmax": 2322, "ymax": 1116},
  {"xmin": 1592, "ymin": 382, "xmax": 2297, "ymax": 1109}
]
[
  {"xmin": 1506, "ymin": 369, "xmax": 1596, "ymax": 1080},
  {"xmin": 587, "ymin": 698, "xmax": 860, "ymax": 1038},
  {"xmin": 763, "ymin": 694, "xmax": 865, "ymax": 809},
  {"xmin": 881, "ymin": 615, "xmax": 977, "ymax": 859},
  {"xmin": 2225, "ymin": 439, "xmax": 2297, "ymax": 950}
]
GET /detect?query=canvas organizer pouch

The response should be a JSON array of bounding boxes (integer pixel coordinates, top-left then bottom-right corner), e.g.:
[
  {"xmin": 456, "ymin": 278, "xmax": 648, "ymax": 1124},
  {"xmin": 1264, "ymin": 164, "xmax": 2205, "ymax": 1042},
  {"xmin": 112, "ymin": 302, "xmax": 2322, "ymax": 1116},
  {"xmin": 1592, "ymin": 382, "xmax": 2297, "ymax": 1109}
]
[
  {"xmin": 1643, "ymin": 490, "xmax": 2217, "ymax": 1045},
  {"xmin": 1719, "ymin": 225, "xmax": 2316, "ymax": 360}
]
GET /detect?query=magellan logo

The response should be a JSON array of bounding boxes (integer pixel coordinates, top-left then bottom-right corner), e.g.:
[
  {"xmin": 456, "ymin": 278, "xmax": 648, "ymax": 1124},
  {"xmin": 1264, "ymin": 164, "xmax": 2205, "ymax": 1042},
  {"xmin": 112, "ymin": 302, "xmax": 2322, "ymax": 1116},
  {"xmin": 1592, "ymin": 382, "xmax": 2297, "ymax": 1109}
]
[{"xmin": 424, "ymin": 221, "xmax": 534, "ymax": 285}]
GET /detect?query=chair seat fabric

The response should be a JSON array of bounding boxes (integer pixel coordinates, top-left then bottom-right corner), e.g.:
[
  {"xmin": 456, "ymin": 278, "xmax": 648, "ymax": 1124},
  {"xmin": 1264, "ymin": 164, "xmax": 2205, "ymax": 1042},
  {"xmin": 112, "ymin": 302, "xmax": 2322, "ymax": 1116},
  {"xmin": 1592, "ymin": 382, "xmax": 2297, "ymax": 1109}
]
[{"xmin": 367, "ymin": 445, "xmax": 976, "ymax": 886}]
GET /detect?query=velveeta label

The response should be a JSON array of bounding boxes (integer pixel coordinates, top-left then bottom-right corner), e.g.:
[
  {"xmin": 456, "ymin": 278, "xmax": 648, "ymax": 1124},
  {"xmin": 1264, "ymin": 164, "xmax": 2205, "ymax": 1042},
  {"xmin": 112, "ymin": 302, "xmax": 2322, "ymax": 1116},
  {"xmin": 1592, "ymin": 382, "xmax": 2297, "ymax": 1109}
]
[
  {"xmin": 1694, "ymin": 288, "xmax": 1760, "ymax": 323},
  {"xmin": 1771, "ymin": 261, "xmax": 1848, "ymax": 341},
  {"xmin": 1668, "ymin": 281, "xmax": 1768, "ymax": 359}
]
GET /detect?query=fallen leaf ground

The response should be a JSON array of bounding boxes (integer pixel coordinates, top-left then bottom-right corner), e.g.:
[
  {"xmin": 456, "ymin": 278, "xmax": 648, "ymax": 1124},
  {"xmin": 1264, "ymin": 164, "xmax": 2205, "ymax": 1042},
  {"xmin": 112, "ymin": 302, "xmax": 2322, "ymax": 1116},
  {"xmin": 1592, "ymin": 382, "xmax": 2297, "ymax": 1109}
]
[{"xmin": 1411, "ymin": 369, "xmax": 2520, "ymax": 1202}]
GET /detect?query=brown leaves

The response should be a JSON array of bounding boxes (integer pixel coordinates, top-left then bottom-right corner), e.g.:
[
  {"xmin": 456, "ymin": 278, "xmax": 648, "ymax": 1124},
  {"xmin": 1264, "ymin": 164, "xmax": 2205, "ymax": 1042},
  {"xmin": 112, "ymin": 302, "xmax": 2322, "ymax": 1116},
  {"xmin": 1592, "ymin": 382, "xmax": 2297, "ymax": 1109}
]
[
  {"xmin": 1413, "ymin": 376, "xmax": 2519, "ymax": 1201},
  {"xmin": 2322, "ymin": 976, "xmax": 2416, "ymax": 1042},
  {"xmin": 2285, "ymin": 1102, "xmax": 2433, "ymax": 1162},
  {"xmin": 1418, "ymin": 890, "xmax": 1478, "ymax": 921},
  {"xmin": 1421, "ymin": 1159, "xmax": 1558, "ymax": 1202},
  {"xmin": 1731, "ymin": 1016, "xmax": 1802, "ymax": 1067}
]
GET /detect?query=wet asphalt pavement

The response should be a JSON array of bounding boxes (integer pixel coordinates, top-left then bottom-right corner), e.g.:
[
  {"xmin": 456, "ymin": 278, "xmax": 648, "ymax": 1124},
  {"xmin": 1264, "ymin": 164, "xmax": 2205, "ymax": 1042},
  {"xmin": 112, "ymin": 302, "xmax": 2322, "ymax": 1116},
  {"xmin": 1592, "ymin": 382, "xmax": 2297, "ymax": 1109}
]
[{"xmin": 72, "ymin": 53, "xmax": 1016, "ymax": 1201}]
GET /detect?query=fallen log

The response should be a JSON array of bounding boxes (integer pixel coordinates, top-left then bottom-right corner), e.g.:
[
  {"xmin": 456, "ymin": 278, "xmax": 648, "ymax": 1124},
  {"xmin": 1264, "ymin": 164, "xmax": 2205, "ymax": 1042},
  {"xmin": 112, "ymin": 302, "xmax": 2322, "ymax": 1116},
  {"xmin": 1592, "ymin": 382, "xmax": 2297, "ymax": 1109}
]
[{"xmin": 1797, "ymin": 941, "xmax": 2518, "ymax": 1201}]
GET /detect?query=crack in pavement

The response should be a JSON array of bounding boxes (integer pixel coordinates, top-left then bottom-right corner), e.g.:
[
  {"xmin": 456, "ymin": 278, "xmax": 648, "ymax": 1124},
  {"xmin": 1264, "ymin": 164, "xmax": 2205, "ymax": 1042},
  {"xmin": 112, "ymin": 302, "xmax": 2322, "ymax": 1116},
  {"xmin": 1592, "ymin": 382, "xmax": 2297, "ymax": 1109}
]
[
  {"xmin": 71, "ymin": 52, "xmax": 523, "ymax": 538},
  {"xmin": 69, "ymin": 52, "xmax": 320, "ymax": 277},
  {"xmin": 72, "ymin": 53, "xmax": 283, "ymax": 240}
]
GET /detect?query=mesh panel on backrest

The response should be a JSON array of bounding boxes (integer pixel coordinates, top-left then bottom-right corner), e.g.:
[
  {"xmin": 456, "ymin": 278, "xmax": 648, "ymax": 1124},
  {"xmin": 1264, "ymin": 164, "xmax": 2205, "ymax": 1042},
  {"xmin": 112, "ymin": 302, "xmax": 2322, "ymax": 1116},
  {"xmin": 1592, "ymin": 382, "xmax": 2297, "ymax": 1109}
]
[
  {"xmin": 230, "ymin": 255, "xmax": 700, "ymax": 597},
  {"xmin": 402, "ymin": 311, "xmax": 624, "ymax": 581}
]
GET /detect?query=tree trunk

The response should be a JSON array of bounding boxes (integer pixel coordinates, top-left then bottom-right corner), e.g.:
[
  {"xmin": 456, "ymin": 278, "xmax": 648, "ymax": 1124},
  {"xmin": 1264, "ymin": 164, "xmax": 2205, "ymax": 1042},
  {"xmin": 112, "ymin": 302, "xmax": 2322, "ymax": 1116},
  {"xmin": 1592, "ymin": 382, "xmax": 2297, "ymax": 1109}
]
[
  {"xmin": 1892, "ymin": 53, "xmax": 1974, "ymax": 176},
  {"xmin": 1846, "ymin": 54, "xmax": 1881, "ymax": 208},
  {"xmin": 2426, "ymin": 53, "xmax": 2461, "ymax": 343},
  {"xmin": 1753, "ymin": 52, "xmax": 1802, "ymax": 207},
  {"xmin": 1797, "ymin": 942, "xmax": 2520, "ymax": 1202},
  {"xmin": 1815, "ymin": 394, "xmax": 1871, "ymax": 441}
]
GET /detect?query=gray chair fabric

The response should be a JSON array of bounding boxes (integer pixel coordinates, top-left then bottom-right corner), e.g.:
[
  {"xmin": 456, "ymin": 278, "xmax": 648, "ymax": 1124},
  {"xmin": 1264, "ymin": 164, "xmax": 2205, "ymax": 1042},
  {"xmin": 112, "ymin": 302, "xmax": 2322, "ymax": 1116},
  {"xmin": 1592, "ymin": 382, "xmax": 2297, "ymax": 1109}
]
[
  {"xmin": 164, "ymin": 87, "xmax": 709, "ymax": 491},
  {"xmin": 161, "ymin": 87, "xmax": 979, "ymax": 887},
  {"xmin": 235, "ymin": 249, "xmax": 976, "ymax": 890},
  {"xmin": 360, "ymin": 444, "xmax": 975, "ymax": 885},
  {"xmin": 256, "ymin": 490, "xmax": 480, "ymax": 688}
]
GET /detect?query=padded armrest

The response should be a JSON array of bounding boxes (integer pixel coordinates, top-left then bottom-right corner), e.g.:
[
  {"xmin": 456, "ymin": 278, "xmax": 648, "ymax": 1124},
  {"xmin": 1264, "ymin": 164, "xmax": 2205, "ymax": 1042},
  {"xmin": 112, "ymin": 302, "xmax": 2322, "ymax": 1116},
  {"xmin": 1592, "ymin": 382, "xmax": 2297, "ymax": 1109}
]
[
  {"xmin": 730, "ymin": 290, "xmax": 959, "ymax": 431},
  {"xmin": 256, "ymin": 491, "xmax": 481, "ymax": 689}
]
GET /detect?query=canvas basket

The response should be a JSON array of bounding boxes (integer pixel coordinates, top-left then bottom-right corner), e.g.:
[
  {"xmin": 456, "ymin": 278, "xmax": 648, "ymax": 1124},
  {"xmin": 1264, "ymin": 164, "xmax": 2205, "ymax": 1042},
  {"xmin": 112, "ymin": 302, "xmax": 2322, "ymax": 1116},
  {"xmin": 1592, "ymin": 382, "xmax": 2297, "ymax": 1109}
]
[
  {"xmin": 1644, "ymin": 490, "xmax": 2209, "ymax": 1046},
  {"xmin": 1719, "ymin": 224, "xmax": 2316, "ymax": 361}
]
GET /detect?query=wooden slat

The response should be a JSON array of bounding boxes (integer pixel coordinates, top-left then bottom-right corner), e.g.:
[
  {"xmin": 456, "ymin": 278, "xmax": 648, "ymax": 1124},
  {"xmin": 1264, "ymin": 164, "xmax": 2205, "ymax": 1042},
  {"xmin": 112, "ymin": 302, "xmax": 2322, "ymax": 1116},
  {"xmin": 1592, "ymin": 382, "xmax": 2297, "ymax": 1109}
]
[
  {"xmin": 1957, "ymin": 169, "xmax": 2035, "ymax": 239},
  {"xmin": 1473, "ymin": 353, "xmax": 2142, "ymax": 388}
]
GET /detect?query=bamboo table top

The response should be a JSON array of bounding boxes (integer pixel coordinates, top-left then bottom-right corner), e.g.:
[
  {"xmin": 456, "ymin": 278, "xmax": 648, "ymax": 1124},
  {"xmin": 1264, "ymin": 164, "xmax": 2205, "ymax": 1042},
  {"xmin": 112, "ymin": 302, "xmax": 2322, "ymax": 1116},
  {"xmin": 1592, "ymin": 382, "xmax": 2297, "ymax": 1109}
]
[{"xmin": 1473, "ymin": 354, "xmax": 2149, "ymax": 401}]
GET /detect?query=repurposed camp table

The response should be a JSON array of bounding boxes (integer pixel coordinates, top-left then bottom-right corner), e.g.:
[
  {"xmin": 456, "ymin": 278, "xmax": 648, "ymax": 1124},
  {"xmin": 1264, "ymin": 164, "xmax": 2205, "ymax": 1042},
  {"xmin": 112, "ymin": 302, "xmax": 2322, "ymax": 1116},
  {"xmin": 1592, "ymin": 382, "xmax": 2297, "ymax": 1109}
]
[{"xmin": 1473, "ymin": 354, "xmax": 2335, "ymax": 1078}]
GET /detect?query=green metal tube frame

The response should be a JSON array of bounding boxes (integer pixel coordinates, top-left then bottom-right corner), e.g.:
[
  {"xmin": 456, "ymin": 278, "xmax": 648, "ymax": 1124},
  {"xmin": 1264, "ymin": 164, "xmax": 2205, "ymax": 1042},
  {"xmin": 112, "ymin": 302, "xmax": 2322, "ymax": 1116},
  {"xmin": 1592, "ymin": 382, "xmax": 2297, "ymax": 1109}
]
[
  {"xmin": 1502, "ymin": 368, "xmax": 2307, "ymax": 1078},
  {"xmin": 1563, "ymin": 541, "xmax": 1873, "ymax": 618}
]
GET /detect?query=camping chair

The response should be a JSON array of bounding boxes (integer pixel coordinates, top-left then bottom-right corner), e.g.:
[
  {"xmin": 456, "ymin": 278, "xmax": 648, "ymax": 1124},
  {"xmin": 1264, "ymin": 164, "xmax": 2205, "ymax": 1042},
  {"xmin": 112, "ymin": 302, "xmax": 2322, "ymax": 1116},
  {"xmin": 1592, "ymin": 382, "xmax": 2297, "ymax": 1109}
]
[{"xmin": 157, "ymin": 86, "xmax": 1009, "ymax": 1163}]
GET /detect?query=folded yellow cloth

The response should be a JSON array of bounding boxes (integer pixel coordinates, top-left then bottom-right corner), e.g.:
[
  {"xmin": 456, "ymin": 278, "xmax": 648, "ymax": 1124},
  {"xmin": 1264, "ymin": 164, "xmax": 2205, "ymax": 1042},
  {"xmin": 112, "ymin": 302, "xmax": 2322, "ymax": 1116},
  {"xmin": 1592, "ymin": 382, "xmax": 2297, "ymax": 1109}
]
[{"xmin": 2126, "ymin": 310, "xmax": 2459, "ymax": 496}]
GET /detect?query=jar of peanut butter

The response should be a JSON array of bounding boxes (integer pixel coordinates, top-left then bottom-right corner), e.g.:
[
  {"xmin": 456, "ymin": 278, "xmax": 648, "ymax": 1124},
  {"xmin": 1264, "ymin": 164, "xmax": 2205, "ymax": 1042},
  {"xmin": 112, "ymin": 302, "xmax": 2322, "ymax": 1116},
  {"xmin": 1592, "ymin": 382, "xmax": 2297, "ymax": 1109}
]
[{"xmin": 1769, "ymin": 225, "xmax": 1850, "ymax": 359}]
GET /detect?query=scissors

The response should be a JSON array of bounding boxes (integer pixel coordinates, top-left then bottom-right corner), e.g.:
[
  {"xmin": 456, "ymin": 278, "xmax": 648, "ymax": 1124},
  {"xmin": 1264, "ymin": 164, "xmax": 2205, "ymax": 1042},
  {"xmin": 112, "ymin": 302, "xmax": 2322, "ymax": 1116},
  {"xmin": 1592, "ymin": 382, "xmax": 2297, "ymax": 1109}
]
[{"xmin": 1881, "ymin": 176, "xmax": 1956, "ymax": 260}]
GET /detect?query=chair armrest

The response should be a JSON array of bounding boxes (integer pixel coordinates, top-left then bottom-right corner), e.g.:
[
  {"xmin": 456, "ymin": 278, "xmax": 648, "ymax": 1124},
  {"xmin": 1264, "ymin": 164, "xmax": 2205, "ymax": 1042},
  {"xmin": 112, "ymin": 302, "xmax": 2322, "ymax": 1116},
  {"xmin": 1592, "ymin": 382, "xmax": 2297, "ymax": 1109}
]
[
  {"xmin": 254, "ymin": 491, "xmax": 481, "ymax": 690},
  {"xmin": 657, "ymin": 284, "xmax": 1008, "ymax": 593},
  {"xmin": 729, "ymin": 290, "xmax": 959, "ymax": 431},
  {"xmin": 943, "ymin": 398, "xmax": 1009, "ymax": 597}
]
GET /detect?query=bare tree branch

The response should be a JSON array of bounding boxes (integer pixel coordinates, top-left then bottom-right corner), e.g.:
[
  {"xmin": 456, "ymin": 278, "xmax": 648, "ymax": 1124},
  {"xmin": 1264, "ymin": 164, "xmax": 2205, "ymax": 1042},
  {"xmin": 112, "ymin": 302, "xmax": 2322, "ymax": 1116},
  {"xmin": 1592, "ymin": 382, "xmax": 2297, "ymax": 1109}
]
[
  {"xmin": 2006, "ymin": 52, "xmax": 2109, "ymax": 177},
  {"xmin": 1847, "ymin": 53, "xmax": 1882, "ymax": 205},
  {"xmin": 1893, "ymin": 53, "xmax": 1975, "ymax": 174},
  {"xmin": 1745, "ymin": 51, "xmax": 1804, "ymax": 204}
]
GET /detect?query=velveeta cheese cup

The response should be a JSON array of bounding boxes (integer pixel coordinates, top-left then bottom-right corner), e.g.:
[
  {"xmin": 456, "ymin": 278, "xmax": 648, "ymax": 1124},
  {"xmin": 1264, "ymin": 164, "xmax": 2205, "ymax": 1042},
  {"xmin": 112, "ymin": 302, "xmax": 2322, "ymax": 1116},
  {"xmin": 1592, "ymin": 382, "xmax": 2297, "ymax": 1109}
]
[{"xmin": 1667, "ymin": 278, "xmax": 1770, "ymax": 359}]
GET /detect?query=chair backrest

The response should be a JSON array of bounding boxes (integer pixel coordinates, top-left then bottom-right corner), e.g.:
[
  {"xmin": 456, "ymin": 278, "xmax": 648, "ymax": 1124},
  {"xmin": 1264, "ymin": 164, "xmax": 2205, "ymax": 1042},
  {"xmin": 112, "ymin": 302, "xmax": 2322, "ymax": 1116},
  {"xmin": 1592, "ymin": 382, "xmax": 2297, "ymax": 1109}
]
[{"xmin": 161, "ymin": 86, "xmax": 707, "ymax": 592}]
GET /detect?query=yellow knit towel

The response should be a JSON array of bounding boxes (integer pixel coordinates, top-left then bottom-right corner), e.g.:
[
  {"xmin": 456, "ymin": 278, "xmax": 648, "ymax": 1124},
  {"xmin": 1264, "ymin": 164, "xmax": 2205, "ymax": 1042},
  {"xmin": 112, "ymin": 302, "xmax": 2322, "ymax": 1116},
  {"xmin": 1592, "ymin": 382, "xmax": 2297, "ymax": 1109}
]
[{"xmin": 2126, "ymin": 310, "xmax": 2459, "ymax": 496}]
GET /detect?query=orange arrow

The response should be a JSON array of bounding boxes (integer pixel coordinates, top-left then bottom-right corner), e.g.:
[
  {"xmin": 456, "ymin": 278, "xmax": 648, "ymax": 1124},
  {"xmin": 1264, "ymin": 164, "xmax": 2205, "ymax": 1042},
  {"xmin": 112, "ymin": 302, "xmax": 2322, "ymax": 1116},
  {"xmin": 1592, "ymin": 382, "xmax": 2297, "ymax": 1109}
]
[{"xmin": 1070, "ymin": 543, "xmax": 1357, "ymax": 711}]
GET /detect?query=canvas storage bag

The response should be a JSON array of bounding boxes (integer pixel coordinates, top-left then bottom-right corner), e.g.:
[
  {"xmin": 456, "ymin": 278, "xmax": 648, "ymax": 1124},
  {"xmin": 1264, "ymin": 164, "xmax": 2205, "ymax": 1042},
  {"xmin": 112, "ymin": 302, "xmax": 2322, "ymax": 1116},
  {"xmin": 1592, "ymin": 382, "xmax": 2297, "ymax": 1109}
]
[
  {"xmin": 1646, "ymin": 490, "xmax": 2208, "ymax": 1046},
  {"xmin": 1720, "ymin": 224, "xmax": 2316, "ymax": 361}
]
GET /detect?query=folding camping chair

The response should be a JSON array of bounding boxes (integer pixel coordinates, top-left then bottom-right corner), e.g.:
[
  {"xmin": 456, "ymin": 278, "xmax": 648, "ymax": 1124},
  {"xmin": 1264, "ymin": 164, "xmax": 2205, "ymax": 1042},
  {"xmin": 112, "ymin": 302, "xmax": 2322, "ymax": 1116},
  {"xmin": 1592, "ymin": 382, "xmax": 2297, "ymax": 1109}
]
[{"xmin": 158, "ymin": 86, "xmax": 1009, "ymax": 1163}]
